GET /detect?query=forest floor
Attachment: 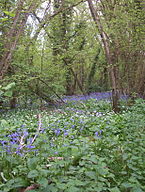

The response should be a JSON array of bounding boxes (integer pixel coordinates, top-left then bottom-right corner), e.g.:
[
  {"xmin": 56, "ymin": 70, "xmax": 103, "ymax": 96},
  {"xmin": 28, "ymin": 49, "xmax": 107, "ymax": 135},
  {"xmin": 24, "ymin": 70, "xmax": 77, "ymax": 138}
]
[{"xmin": 0, "ymin": 95, "xmax": 145, "ymax": 192}]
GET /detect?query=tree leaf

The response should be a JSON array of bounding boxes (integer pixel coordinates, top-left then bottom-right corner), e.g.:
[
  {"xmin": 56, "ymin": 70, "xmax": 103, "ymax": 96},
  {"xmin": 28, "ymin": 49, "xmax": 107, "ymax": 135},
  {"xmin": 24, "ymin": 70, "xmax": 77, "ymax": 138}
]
[
  {"xmin": 3, "ymin": 82, "xmax": 15, "ymax": 90},
  {"xmin": 3, "ymin": 11, "xmax": 15, "ymax": 17},
  {"xmin": 4, "ymin": 90, "xmax": 13, "ymax": 97}
]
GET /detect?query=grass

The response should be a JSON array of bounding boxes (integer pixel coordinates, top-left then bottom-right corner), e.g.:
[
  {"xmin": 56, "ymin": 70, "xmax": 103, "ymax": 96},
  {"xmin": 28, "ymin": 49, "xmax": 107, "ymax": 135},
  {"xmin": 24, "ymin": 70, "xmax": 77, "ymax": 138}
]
[{"xmin": 0, "ymin": 98, "xmax": 145, "ymax": 192}]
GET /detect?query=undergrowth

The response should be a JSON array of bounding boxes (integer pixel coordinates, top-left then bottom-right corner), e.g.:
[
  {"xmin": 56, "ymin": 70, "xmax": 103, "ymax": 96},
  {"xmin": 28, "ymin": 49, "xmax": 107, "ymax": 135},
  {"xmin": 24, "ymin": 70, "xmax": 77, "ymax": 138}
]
[{"xmin": 0, "ymin": 99, "xmax": 145, "ymax": 192}]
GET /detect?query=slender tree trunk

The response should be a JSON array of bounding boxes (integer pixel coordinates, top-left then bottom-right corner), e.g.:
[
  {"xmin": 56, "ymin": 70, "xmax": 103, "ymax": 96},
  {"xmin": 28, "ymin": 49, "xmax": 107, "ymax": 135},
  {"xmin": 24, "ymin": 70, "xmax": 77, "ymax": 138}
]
[
  {"xmin": 134, "ymin": 56, "xmax": 145, "ymax": 98},
  {"xmin": 87, "ymin": 0, "xmax": 120, "ymax": 112},
  {"xmin": 10, "ymin": 95, "xmax": 17, "ymax": 109},
  {"xmin": 70, "ymin": 67, "xmax": 85, "ymax": 95},
  {"xmin": 81, "ymin": 63, "xmax": 84, "ymax": 89},
  {"xmin": 87, "ymin": 48, "xmax": 100, "ymax": 93},
  {"xmin": 65, "ymin": 66, "xmax": 73, "ymax": 95}
]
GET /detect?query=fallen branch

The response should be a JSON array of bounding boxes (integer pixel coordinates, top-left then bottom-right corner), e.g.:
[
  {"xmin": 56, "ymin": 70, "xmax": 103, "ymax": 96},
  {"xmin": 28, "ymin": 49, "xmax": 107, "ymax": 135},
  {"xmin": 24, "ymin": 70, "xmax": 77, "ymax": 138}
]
[
  {"xmin": 18, "ymin": 114, "xmax": 42, "ymax": 150},
  {"xmin": 18, "ymin": 184, "xmax": 40, "ymax": 192},
  {"xmin": 31, "ymin": 114, "xmax": 42, "ymax": 144}
]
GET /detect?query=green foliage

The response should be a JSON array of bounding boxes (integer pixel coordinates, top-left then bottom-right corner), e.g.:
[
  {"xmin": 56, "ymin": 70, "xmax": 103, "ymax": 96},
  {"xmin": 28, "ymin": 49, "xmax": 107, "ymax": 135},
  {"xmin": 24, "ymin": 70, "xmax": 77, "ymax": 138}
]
[
  {"xmin": 3, "ymin": 11, "xmax": 15, "ymax": 17},
  {"xmin": 0, "ymin": 82, "xmax": 16, "ymax": 102},
  {"xmin": 0, "ymin": 99, "xmax": 144, "ymax": 191}
]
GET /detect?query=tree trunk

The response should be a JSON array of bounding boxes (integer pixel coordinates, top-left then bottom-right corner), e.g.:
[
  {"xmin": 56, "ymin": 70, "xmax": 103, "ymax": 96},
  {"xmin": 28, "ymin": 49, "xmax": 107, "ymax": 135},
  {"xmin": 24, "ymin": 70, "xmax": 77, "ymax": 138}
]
[
  {"xmin": 87, "ymin": 0, "xmax": 120, "ymax": 112},
  {"xmin": 87, "ymin": 48, "xmax": 100, "ymax": 93}
]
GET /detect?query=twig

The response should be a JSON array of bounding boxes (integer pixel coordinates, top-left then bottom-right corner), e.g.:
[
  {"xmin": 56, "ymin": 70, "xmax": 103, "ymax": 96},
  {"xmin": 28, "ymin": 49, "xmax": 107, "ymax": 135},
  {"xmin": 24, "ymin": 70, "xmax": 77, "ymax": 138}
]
[
  {"xmin": 31, "ymin": 114, "xmax": 42, "ymax": 144},
  {"xmin": 19, "ymin": 184, "xmax": 40, "ymax": 192},
  {"xmin": 19, "ymin": 134, "xmax": 26, "ymax": 149},
  {"xmin": 18, "ymin": 114, "xmax": 42, "ymax": 150},
  {"xmin": 0, "ymin": 172, "xmax": 7, "ymax": 182},
  {"xmin": 19, "ymin": 135, "xmax": 25, "ymax": 146}
]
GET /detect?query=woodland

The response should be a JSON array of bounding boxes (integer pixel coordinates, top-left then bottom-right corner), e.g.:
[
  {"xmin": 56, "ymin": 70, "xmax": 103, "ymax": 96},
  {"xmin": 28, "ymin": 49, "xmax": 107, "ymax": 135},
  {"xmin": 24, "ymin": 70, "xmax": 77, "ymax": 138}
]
[{"xmin": 0, "ymin": 0, "xmax": 145, "ymax": 192}]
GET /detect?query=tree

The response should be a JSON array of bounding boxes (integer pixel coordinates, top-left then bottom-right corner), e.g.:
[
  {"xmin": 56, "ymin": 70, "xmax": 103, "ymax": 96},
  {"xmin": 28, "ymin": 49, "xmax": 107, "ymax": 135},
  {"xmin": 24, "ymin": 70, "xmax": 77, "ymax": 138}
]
[
  {"xmin": 0, "ymin": 0, "xmax": 38, "ymax": 80},
  {"xmin": 87, "ymin": 0, "xmax": 120, "ymax": 112},
  {"xmin": 87, "ymin": 0, "xmax": 145, "ymax": 112}
]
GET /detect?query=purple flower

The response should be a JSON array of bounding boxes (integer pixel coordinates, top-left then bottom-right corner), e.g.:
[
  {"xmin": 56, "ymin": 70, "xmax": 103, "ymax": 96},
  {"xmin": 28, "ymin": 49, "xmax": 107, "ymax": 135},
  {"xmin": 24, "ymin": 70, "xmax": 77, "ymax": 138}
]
[
  {"xmin": 0, "ymin": 140, "xmax": 7, "ymax": 145},
  {"xmin": 23, "ymin": 130, "xmax": 28, "ymax": 137},
  {"xmin": 40, "ymin": 128, "xmax": 46, "ymax": 133},
  {"xmin": 63, "ymin": 144, "xmax": 68, "ymax": 147},
  {"xmin": 26, "ymin": 145, "xmax": 35, "ymax": 149},
  {"xmin": 95, "ymin": 131, "xmax": 99, "ymax": 137},
  {"xmin": 95, "ymin": 130, "xmax": 102, "ymax": 138},
  {"xmin": 80, "ymin": 128, "xmax": 83, "ymax": 131},
  {"xmin": 10, "ymin": 141, "xmax": 17, "ymax": 145},
  {"xmin": 50, "ymin": 142, "xmax": 55, "ymax": 147},
  {"xmin": 79, "ymin": 120, "xmax": 84, "ymax": 123},
  {"xmin": 15, "ymin": 150, "xmax": 23, "ymax": 156},
  {"xmin": 64, "ymin": 131, "xmax": 69, "ymax": 136},
  {"xmin": 6, "ymin": 149, "xmax": 11, "ymax": 153},
  {"xmin": 27, "ymin": 138, "xmax": 33, "ymax": 144},
  {"xmin": 54, "ymin": 129, "xmax": 61, "ymax": 136},
  {"xmin": 11, "ymin": 132, "xmax": 20, "ymax": 137},
  {"xmin": 100, "ymin": 130, "xmax": 103, "ymax": 134}
]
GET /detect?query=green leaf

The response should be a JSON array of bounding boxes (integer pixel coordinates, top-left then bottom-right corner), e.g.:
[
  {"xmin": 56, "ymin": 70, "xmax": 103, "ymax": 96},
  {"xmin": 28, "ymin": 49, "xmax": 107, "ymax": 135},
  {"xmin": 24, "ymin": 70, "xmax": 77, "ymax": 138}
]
[
  {"xmin": 27, "ymin": 170, "xmax": 39, "ymax": 178},
  {"xmin": 1, "ymin": 18, "xmax": 9, "ymax": 22},
  {"xmin": 0, "ymin": 119, "xmax": 8, "ymax": 126},
  {"xmin": 132, "ymin": 187, "xmax": 144, "ymax": 192},
  {"xmin": 121, "ymin": 182, "xmax": 133, "ymax": 188},
  {"xmin": 0, "ymin": 90, "xmax": 4, "ymax": 96},
  {"xmin": 45, "ymin": 184, "xmax": 58, "ymax": 192},
  {"xmin": 57, "ymin": 183, "xmax": 67, "ymax": 190},
  {"xmin": 27, "ymin": 157, "xmax": 39, "ymax": 169},
  {"xmin": 4, "ymin": 90, "xmax": 13, "ymax": 97},
  {"xmin": 3, "ymin": 11, "xmax": 15, "ymax": 17},
  {"xmin": 6, "ymin": 178, "xmax": 28, "ymax": 189},
  {"xmin": 109, "ymin": 187, "xmax": 121, "ymax": 192},
  {"xmin": 38, "ymin": 178, "xmax": 48, "ymax": 188},
  {"xmin": 85, "ymin": 171, "xmax": 96, "ymax": 179},
  {"xmin": 3, "ymin": 82, "xmax": 15, "ymax": 90},
  {"xmin": 67, "ymin": 186, "xmax": 79, "ymax": 192},
  {"xmin": 6, "ymin": 156, "xmax": 19, "ymax": 165},
  {"xmin": 71, "ymin": 146, "xmax": 79, "ymax": 155}
]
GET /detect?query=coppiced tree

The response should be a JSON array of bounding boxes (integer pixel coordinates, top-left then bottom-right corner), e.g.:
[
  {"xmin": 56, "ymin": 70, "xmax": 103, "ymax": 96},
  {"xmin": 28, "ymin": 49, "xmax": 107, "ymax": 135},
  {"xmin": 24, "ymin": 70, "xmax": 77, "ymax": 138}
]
[{"xmin": 87, "ymin": 0, "xmax": 145, "ymax": 112}]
